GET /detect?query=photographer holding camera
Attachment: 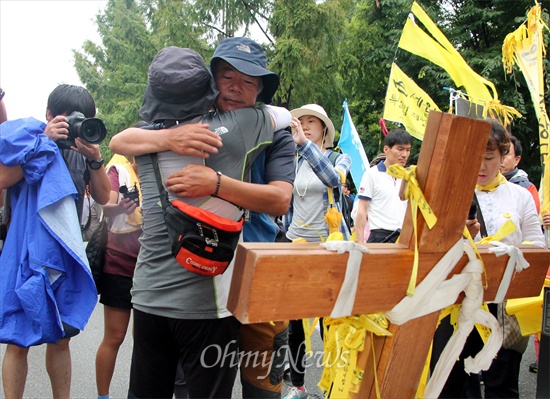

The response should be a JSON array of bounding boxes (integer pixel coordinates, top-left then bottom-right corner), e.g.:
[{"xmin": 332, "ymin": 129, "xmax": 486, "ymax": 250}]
[
  {"xmin": 43, "ymin": 85, "xmax": 110, "ymax": 219},
  {"xmin": 0, "ymin": 84, "xmax": 110, "ymax": 399}
]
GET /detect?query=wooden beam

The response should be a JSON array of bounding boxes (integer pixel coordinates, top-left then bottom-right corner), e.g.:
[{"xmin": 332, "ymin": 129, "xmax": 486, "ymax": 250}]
[
  {"xmin": 228, "ymin": 243, "xmax": 549, "ymax": 323},
  {"xmin": 399, "ymin": 111, "xmax": 492, "ymax": 253},
  {"xmin": 227, "ymin": 111, "xmax": 550, "ymax": 398}
]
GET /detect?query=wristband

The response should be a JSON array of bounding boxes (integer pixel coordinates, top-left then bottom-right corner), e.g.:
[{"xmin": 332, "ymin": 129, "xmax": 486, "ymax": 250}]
[
  {"xmin": 0, "ymin": 88, "xmax": 4, "ymax": 101},
  {"xmin": 86, "ymin": 158, "xmax": 105, "ymax": 170},
  {"xmin": 213, "ymin": 171, "xmax": 222, "ymax": 197}
]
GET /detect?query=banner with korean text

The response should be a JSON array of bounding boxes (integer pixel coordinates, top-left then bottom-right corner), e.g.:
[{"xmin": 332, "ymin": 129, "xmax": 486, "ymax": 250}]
[{"xmin": 383, "ymin": 63, "xmax": 440, "ymax": 141}]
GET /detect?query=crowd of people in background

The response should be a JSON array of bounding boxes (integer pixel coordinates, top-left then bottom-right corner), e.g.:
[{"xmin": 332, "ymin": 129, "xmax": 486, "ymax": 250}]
[{"xmin": 0, "ymin": 35, "xmax": 547, "ymax": 399}]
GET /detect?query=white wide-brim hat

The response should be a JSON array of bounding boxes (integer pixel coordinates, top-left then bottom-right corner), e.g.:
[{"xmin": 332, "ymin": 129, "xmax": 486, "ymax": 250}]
[{"xmin": 290, "ymin": 104, "xmax": 335, "ymax": 148}]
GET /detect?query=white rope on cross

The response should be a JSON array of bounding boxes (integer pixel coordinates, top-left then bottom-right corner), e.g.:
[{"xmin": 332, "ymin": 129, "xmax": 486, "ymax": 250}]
[{"xmin": 321, "ymin": 238, "xmax": 529, "ymax": 398}]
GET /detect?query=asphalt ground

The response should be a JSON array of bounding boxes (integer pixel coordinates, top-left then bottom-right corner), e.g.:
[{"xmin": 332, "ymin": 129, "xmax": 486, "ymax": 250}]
[{"xmin": 0, "ymin": 306, "xmax": 539, "ymax": 398}]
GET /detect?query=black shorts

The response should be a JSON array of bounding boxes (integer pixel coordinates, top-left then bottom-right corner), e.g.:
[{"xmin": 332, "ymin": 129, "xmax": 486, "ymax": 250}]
[
  {"xmin": 99, "ymin": 273, "xmax": 133, "ymax": 309},
  {"xmin": 62, "ymin": 322, "xmax": 80, "ymax": 339}
]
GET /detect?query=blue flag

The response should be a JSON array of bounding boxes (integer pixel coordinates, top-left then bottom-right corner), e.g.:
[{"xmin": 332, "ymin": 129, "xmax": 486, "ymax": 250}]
[{"xmin": 338, "ymin": 99, "xmax": 369, "ymax": 187}]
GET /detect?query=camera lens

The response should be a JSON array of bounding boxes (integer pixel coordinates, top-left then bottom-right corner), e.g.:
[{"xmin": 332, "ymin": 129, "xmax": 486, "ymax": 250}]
[{"xmin": 80, "ymin": 119, "xmax": 107, "ymax": 144}]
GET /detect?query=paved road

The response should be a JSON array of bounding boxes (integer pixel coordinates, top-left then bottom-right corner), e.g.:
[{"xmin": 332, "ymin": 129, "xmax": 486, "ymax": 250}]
[{"xmin": 0, "ymin": 307, "xmax": 539, "ymax": 398}]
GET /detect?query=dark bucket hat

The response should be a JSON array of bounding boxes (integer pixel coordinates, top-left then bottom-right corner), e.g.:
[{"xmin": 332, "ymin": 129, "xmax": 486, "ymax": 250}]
[
  {"xmin": 210, "ymin": 37, "xmax": 279, "ymax": 104},
  {"xmin": 139, "ymin": 47, "xmax": 218, "ymax": 123}
]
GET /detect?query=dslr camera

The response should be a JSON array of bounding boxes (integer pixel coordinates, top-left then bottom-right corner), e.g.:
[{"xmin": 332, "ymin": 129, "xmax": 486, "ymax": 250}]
[
  {"xmin": 57, "ymin": 111, "xmax": 107, "ymax": 150},
  {"xmin": 119, "ymin": 183, "xmax": 140, "ymax": 206}
]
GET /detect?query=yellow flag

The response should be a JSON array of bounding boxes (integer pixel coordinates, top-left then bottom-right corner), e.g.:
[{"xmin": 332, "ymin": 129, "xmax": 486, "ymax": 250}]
[
  {"xmin": 383, "ymin": 63, "xmax": 440, "ymax": 141},
  {"xmin": 503, "ymin": 3, "xmax": 550, "ymax": 214},
  {"xmin": 398, "ymin": 1, "xmax": 497, "ymax": 103}
]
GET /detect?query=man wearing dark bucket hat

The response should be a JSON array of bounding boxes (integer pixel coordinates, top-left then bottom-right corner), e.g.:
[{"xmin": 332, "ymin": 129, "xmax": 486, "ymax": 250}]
[
  {"xmin": 110, "ymin": 40, "xmax": 295, "ymax": 399},
  {"xmin": 209, "ymin": 37, "xmax": 294, "ymax": 399}
]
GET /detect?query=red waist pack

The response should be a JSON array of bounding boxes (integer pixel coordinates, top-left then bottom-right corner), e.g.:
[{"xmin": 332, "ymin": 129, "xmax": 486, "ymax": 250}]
[{"xmin": 165, "ymin": 200, "xmax": 243, "ymax": 276}]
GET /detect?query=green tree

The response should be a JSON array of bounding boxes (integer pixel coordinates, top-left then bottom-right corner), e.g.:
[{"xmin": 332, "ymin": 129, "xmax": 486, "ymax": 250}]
[
  {"xmin": 193, "ymin": 0, "xmax": 274, "ymax": 42},
  {"xmin": 439, "ymin": 0, "xmax": 549, "ymax": 184},
  {"xmin": 74, "ymin": 0, "xmax": 210, "ymax": 160},
  {"xmin": 338, "ymin": 0, "xmax": 549, "ymax": 184},
  {"xmin": 74, "ymin": 0, "xmax": 155, "ymax": 159},
  {"xmin": 338, "ymin": 0, "xmax": 445, "ymax": 162},
  {"xmin": 269, "ymin": 0, "xmax": 353, "ymax": 127}
]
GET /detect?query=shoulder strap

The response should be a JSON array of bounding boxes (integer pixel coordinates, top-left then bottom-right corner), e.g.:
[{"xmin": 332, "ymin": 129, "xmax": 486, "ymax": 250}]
[
  {"xmin": 326, "ymin": 150, "xmax": 342, "ymax": 203},
  {"xmin": 473, "ymin": 194, "xmax": 487, "ymax": 238},
  {"xmin": 150, "ymin": 153, "xmax": 170, "ymax": 217},
  {"xmin": 327, "ymin": 149, "xmax": 341, "ymax": 166}
]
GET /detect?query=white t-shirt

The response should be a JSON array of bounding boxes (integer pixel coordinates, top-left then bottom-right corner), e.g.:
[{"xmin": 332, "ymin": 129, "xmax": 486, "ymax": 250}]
[{"xmin": 356, "ymin": 162, "xmax": 407, "ymax": 231}]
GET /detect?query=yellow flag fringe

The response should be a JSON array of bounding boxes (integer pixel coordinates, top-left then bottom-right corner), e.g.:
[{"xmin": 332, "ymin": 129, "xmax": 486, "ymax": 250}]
[
  {"xmin": 502, "ymin": 3, "xmax": 548, "ymax": 74},
  {"xmin": 502, "ymin": 2, "xmax": 550, "ymax": 216}
]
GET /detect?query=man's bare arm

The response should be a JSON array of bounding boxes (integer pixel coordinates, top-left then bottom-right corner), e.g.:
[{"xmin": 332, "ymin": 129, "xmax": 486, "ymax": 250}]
[
  {"xmin": 165, "ymin": 164, "xmax": 293, "ymax": 216},
  {"xmin": 109, "ymin": 123, "xmax": 222, "ymax": 157},
  {"xmin": 0, "ymin": 163, "xmax": 23, "ymax": 190},
  {"xmin": 354, "ymin": 198, "xmax": 370, "ymax": 243},
  {"xmin": 216, "ymin": 179, "xmax": 292, "ymax": 216},
  {"xmin": 70, "ymin": 138, "xmax": 111, "ymax": 205}
]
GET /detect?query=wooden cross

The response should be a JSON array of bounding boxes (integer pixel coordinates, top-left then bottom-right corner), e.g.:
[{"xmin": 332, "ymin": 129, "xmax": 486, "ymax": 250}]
[{"xmin": 228, "ymin": 111, "xmax": 550, "ymax": 398}]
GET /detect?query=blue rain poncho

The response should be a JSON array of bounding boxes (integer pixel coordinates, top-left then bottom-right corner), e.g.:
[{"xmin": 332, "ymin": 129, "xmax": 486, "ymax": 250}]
[{"xmin": 0, "ymin": 118, "xmax": 97, "ymax": 347}]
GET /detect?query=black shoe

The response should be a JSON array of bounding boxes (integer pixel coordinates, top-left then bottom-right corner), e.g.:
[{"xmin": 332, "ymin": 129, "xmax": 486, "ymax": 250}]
[{"xmin": 529, "ymin": 362, "xmax": 538, "ymax": 373}]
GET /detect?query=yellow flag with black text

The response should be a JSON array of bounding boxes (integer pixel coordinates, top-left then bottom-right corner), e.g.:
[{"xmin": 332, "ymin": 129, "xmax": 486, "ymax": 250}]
[{"xmin": 383, "ymin": 63, "xmax": 440, "ymax": 141}]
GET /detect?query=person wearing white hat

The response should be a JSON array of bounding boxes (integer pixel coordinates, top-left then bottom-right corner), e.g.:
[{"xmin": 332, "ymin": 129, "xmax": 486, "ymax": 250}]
[{"xmin": 282, "ymin": 104, "xmax": 351, "ymax": 399}]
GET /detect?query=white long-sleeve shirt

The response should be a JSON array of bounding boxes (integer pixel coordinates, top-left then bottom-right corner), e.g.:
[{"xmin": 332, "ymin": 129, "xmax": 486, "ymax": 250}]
[{"xmin": 475, "ymin": 181, "xmax": 544, "ymax": 247}]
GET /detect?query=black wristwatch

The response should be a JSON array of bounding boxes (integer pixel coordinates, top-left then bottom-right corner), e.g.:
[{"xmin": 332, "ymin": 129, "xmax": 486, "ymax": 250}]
[
  {"xmin": 86, "ymin": 158, "xmax": 104, "ymax": 170},
  {"xmin": 0, "ymin": 88, "xmax": 5, "ymax": 101}
]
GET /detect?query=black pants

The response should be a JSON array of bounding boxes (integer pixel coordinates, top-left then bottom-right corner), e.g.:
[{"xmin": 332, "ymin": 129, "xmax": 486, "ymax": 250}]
[
  {"xmin": 128, "ymin": 309, "xmax": 240, "ymax": 399},
  {"xmin": 367, "ymin": 228, "xmax": 399, "ymax": 243},
  {"xmin": 431, "ymin": 315, "xmax": 483, "ymax": 398},
  {"xmin": 483, "ymin": 348, "xmax": 523, "ymax": 398},
  {"xmin": 287, "ymin": 320, "xmax": 307, "ymax": 387},
  {"xmin": 431, "ymin": 315, "xmax": 523, "ymax": 398},
  {"xmin": 287, "ymin": 319, "xmax": 324, "ymax": 387}
]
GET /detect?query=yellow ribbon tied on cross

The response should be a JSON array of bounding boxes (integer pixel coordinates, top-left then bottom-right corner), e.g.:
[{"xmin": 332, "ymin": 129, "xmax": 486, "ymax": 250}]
[
  {"xmin": 386, "ymin": 164, "xmax": 437, "ymax": 295},
  {"xmin": 476, "ymin": 219, "xmax": 517, "ymax": 245},
  {"xmin": 319, "ymin": 314, "xmax": 392, "ymax": 399}
]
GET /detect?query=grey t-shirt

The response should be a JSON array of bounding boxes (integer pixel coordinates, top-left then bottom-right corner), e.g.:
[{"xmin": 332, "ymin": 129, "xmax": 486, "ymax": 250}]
[
  {"xmin": 287, "ymin": 160, "xmax": 329, "ymax": 241},
  {"xmin": 132, "ymin": 107, "xmax": 274, "ymax": 319}
]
